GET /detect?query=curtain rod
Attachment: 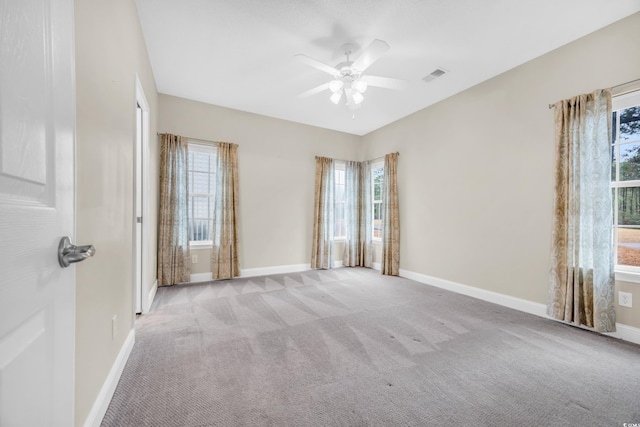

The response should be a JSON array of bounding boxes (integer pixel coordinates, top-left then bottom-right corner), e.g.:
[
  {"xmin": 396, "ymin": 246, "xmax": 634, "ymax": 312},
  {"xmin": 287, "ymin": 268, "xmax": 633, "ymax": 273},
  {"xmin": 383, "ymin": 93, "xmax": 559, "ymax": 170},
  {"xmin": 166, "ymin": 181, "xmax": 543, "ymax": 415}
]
[
  {"xmin": 315, "ymin": 152, "xmax": 399, "ymax": 163},
  {"xmin": 157, "ymin": 132, "xmax": 218, "ymax": 145},
  {"xmin": 547, "ymin": 78, "xmax": 640, "ymax": 109}
]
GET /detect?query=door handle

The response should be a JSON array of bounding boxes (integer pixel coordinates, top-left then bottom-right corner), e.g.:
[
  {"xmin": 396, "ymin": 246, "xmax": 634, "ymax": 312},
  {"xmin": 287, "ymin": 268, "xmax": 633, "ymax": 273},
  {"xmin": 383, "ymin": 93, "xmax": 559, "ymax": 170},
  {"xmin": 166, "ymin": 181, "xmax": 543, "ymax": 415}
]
[{"xmin": 58, "ymin": 236, "xmax": 96, "ymax": 268}]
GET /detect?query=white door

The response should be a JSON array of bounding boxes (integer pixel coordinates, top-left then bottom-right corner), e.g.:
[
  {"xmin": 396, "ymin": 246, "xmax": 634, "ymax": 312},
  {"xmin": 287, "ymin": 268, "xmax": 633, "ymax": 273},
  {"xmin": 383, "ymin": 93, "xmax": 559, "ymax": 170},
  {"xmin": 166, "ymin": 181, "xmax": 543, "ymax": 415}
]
[{"xmin": 0, "ymin": 0, "xmax": 77, "ymax": 425}]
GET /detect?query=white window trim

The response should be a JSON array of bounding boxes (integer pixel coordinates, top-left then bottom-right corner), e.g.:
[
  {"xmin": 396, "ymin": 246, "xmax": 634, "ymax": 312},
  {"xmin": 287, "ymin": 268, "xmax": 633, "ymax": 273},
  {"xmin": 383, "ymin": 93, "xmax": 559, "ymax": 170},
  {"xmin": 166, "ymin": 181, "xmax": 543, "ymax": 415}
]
[
  {"xmin": 190, "ymin": 240, "xmax": 212, "ymax": 249},
  {"xmin": 615, "ymin": 270, "xmax": 640, "ymax": 283},
  {"xmin": 189, "ymin": 141, "xmax": 216, "ymax": 154},
  {"xmin": 334, "ymin": 161, "xmax": 347, "ymax": 240},
  {"xmin": 188, "ymin": 142, "xmax": 216, "ymax": 246},
  {"xmin": 612, "ymin": 89, "xmax": 640, "ymax": 284},
  {"xmin": 372, "ymin": 160, "xmax": 384, "ymax": 241}
]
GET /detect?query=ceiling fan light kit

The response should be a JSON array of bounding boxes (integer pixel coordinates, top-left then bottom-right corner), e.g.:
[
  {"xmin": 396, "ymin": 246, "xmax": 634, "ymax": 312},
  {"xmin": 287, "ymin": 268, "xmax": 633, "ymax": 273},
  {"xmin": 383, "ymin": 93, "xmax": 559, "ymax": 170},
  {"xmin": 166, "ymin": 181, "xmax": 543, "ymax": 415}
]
[
  {"xmin": 296, "ymin": 39, "xmax": 406, "ymax": 111},
  {"xmin": 329, "ymin": 80, "xmax": 344, "ymax": 93},
  {"xmin": 330, "ymin": 91, "xmax": 343, "ymax": 105},
  {"xmin": 353, "ymin": 80, "xmax": 367, "ymax": 93}
]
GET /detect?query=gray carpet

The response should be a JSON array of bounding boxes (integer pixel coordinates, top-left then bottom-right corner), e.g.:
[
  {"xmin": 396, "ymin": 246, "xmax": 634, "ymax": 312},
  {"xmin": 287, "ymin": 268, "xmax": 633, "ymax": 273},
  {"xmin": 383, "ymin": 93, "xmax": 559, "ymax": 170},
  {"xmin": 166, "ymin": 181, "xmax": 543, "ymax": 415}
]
[{"xmin": 102, "ymin": 267, "xmax": 640, "ymax": 426}]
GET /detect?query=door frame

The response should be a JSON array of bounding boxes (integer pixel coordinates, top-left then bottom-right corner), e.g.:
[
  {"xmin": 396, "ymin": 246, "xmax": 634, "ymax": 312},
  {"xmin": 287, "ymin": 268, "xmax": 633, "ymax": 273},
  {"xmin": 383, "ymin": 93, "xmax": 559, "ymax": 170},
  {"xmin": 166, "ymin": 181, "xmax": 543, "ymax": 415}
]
[{"xmin": 134, "ymin": 75, "xmax": 151, "ymax": 314}]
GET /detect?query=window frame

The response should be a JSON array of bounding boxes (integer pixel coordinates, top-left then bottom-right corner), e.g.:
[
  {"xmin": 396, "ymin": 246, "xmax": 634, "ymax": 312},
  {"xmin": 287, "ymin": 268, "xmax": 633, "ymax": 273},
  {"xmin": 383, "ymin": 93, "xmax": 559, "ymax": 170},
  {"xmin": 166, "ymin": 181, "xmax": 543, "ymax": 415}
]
[
  {"xmin": 372, "ymin": 160, "xmax": 384, "ymax": 241},
  {"xmin": 611, "ymin": 89, "xmax": 640, "ymax": 281},
  {"xmin": 334, "ymin": 161, "xmax": 347, "ymax": 240},
  {"xmin": 187, "ymin": 142, "xmax": 217, "ymax": 248}
]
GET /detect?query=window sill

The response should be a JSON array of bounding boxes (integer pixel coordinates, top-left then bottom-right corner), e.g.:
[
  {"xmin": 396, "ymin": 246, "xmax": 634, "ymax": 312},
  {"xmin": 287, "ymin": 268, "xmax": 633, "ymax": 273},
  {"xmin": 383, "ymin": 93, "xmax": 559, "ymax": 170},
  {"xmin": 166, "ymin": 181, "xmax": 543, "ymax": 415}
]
[
  {"xmin": 615, "ymin": 270, "xmax": 640, "ymax": 284},
  {"xmin": 190, "ymin": 241, "xmax": 212, "ymax": 250}
]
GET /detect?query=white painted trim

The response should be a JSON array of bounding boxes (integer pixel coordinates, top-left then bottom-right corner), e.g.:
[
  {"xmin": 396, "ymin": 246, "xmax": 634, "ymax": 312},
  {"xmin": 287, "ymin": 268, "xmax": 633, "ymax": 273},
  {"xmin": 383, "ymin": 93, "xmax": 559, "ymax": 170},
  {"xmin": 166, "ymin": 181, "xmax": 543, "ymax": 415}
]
[
  {"xmin": 241, "ymin": 263, "xmax": 310, "ymax": 277},
  {"xmin": 399, "ymin": 268, "xmax": 640, "ymax": 345},
  {"xmin": 143, "ymin": 280, "xmax": 157, "ymax": 314},
  {"xmin": 615, "ymin": 270, "xmax": 640, "ymax": 284},
  {"xmin": 134, "ymin": 74, "xmax": 151, "ymax": 315},
  {"xmin": 334, "ymin": 260, "xmax": 344, "ymax": 268},
  {"xmin": 190, "ymin": 241, "xmax": 213, "ymax": 250},
  {"xmin": 605, "ymin": 323, "xmax": 640, "ymax": 344},
  {"xmin": 399, "ymin": 269, "xmax": 547, "ymax": 318},
  {"xmin": 82, "ymin": 329, "xmax": 135, "ymax": 427},
  {"xmin": 372, "ymin": 262, "xmax": 381, "ymax": 271},
  {"xmin": 190, "ymin": 264, "xmax": 314, "ymax": 283},
  {"xmin": 190, "ymin": 272, "xmax": 212, "ymax": 283},
  {"xmin": 551, "ymin": 319, "xmax": 640, "ymax": 346}
]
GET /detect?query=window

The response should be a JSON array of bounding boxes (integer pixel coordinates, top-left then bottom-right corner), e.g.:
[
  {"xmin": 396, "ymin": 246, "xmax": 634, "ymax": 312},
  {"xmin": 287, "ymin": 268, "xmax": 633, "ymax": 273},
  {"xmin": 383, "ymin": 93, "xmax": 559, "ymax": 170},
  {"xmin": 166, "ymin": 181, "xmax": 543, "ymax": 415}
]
[
  {"xmin": 334, "ymin": 162, "xmax": 346, "ymax": 239},
  {"xmin": 325, "ymin": 159, "xmax": 384, "ymax": 241},
  {"xmin": 611, "ymin": 90, "xmax": 640, "ymax": 270},
  {"xmin": 187, "ymin": 143, "xmax": 216, "ymax": 243},
  {"xmin": 372, "ymin": 161, "xmax": 384, "ymax": 240}
]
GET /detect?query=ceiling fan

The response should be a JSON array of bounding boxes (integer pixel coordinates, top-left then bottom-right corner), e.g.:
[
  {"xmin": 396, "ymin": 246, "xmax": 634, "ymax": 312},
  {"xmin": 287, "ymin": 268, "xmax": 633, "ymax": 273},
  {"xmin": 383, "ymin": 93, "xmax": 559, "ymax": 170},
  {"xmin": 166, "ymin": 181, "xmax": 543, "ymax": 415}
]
[{"xmin": 295, "ymin": 39, "xmax": 406, "ymax": 110}]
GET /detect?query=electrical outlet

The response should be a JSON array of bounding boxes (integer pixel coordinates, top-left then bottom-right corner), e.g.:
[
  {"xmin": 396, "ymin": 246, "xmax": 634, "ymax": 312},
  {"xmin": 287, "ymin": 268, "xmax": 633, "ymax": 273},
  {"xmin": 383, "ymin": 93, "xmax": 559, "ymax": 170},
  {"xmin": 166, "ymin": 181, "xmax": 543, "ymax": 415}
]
[
  {"xmin": 191, "ymin": 254, "xmax": 198, "ymax": 264},
  {"xmin": 619, "ymin": 291, "xmax": 632, "ymax": 308},
  {"xmin": 112, "ymin": 315, "xmax": 117, "ymax": 340}
]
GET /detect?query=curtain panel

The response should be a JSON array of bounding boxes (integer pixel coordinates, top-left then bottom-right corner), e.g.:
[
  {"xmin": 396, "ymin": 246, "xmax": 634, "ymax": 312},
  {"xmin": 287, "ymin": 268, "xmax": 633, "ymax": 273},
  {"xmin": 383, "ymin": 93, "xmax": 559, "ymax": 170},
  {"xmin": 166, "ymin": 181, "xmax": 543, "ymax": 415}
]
[
  {"xmin": 547, "ymin": 89, "xmax": 615, "ymax": 333},
  {"xmin": 357, "ymin": 160, "xmax": 374, "ymax": 268},
  {"xmin": 381, "ymin": 153, "xmax": 400, "ymax": 275},
  {"xmin": 311, "ymin": 157, "xmax": 335, "ymax": 269},
  {"xmin": 343, "ymin": 160, "xmax": 359, "ymax": 266},
  {"xmin": 157, "ymin": 134, "xmax": 191, "ymax": 286},
  {"xmin": 211, "ymin": 142, "xmax": 240, "ymax": 280},
  {"xmin": 343, "ymin": 160, "xmax": 374, "ymax": 268}
]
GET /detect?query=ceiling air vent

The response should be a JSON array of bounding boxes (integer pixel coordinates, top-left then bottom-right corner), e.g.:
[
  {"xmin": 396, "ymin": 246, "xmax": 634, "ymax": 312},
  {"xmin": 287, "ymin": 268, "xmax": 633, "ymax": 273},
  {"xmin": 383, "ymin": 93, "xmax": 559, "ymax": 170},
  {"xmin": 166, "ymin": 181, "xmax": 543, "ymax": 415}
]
[{"xmin": 422, "ymin": 68, "xmax": 448, "ymax": 83}]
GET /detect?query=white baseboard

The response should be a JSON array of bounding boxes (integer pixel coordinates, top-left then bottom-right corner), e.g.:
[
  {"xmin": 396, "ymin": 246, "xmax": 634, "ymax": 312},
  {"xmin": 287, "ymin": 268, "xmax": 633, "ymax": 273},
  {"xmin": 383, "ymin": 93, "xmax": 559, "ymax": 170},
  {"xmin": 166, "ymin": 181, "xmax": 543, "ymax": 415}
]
[
  {"xmin": 190, "ymin": 264, "xmax": 312, "ymax": 283},
  {"xmin": 143, "ymin": 279, "xmax": 157, "ymax": 313},
  {"xmin": 399, "ymin": 268, "xmax": 640, "ymax": 345},
  {"xmin": 190, "ymin": 272, "xmax": 213, "ymax": 283},
  {"xmin": 241, "ymin": 263, "xmax": 310, "ymax": 277},
  {"xmin": 372, "ymin": 262, "xmax": 381, "ymax": 271},
  {"xmin": 399, "ymin": 269, "xmax": 547, "ymax": 319},
  {"xmin": 605, "ymin": 323, "xmax": 640, "ymax": 344},
  {"xmin": 82, "ymin": 329, "xmax": 135, "ymax": 427},
  {"xmin": 334, "ymin": 260, "xmax": 344, "ymax": 268}
]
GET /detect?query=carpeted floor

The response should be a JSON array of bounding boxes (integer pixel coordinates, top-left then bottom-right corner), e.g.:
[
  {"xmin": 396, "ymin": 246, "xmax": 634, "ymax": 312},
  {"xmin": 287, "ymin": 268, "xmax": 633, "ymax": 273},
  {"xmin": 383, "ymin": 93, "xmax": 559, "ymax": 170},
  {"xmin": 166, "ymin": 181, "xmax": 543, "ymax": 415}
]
[{"xmin": 102, "ymin": 267, "xmax": 640, "ymax": 426}]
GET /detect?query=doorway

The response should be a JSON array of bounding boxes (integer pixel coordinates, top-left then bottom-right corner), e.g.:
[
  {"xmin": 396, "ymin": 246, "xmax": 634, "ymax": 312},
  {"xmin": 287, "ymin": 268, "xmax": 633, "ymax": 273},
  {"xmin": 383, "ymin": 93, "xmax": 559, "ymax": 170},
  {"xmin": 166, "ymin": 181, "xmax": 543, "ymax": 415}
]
[{"xmin": 135, "ymin": 76, "xmax": 150, "ymax": 314}]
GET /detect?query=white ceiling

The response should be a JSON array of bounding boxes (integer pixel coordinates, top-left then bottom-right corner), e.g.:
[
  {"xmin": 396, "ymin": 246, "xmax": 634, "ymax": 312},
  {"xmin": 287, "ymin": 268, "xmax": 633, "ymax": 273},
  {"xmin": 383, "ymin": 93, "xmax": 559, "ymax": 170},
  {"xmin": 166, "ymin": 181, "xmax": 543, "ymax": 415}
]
[{"xmin": 134, "ymin": 0, "xmax": 640, "ymax": 136}]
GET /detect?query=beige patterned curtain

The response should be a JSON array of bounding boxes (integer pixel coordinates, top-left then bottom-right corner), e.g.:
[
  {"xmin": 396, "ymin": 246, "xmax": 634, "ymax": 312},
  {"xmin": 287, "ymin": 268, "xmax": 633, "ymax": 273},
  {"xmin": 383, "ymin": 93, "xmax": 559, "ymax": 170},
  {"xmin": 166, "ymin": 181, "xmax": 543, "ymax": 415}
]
[
  {"xmin": 344, "ymin": 161, "xmax": 361, "ymax": 266},
  {"xmin": 548, "ymin": 89, "xmax": 615, "ymax": 333},
  {"xmin": 381, "ymin": 153, "xmax": 400, "ymax": 275},
  {"xmin": 157, "ymin": 134, "xmax": 191, "ymax": 286},
  {"xmin": 211, "ymin": 142, "xmax": 240, "ymax": 280},
  {"xmin": 359, "ymin": 160, "xmax": 374, "ymax": 268},
  {"xmin": 343, "ymin": 160, "xmax": 373, "ymax": 267},
  {"xmin": 311, "ymin": 157, "xmax": 335, "ymax": 269}
]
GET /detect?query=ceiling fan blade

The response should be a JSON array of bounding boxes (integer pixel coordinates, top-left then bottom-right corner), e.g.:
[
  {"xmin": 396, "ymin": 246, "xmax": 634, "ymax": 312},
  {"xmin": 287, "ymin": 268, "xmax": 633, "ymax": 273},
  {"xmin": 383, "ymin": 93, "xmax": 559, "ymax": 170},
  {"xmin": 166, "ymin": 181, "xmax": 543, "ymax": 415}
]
[
  {"xmin": 344, "ymin": 88, "xmax": 360, "ymax": 110},
  {"xmin": 351, "ymin": 39, "xmax": 390, "ymax": 73},
  {"xmin": 360, "ymin": 75, "xmax": 407, "ymax": 91},
  {"xmin": 295, "ymin": 54, "xmax": 340, "ymax": 76},
  {"xmin": 299, "ymin": 82, "xmax": 330, "ymax": 98}
]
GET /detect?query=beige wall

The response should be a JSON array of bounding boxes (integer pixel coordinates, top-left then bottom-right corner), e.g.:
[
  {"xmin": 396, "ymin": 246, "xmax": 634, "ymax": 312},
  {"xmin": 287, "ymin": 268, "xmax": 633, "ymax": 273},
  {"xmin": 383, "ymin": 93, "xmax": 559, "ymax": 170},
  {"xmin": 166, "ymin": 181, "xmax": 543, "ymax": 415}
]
[
  {"xmin": 72, "ymin": 10, "xmax": 640, "ymax": 424},
  {"xmin": 158, "ymin": 95, "xmax": 362, "ymax": 272},
  {"xmin": 74, "ymin": 0, "xmax": 159, "ymax": 424},
  {"xmin": 615, "ymin": 280, "xmax": 640, "ymax": 327},
  {"xmin": 362, "ymin": 13, "xmax": 640, "ymax": 328}
]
